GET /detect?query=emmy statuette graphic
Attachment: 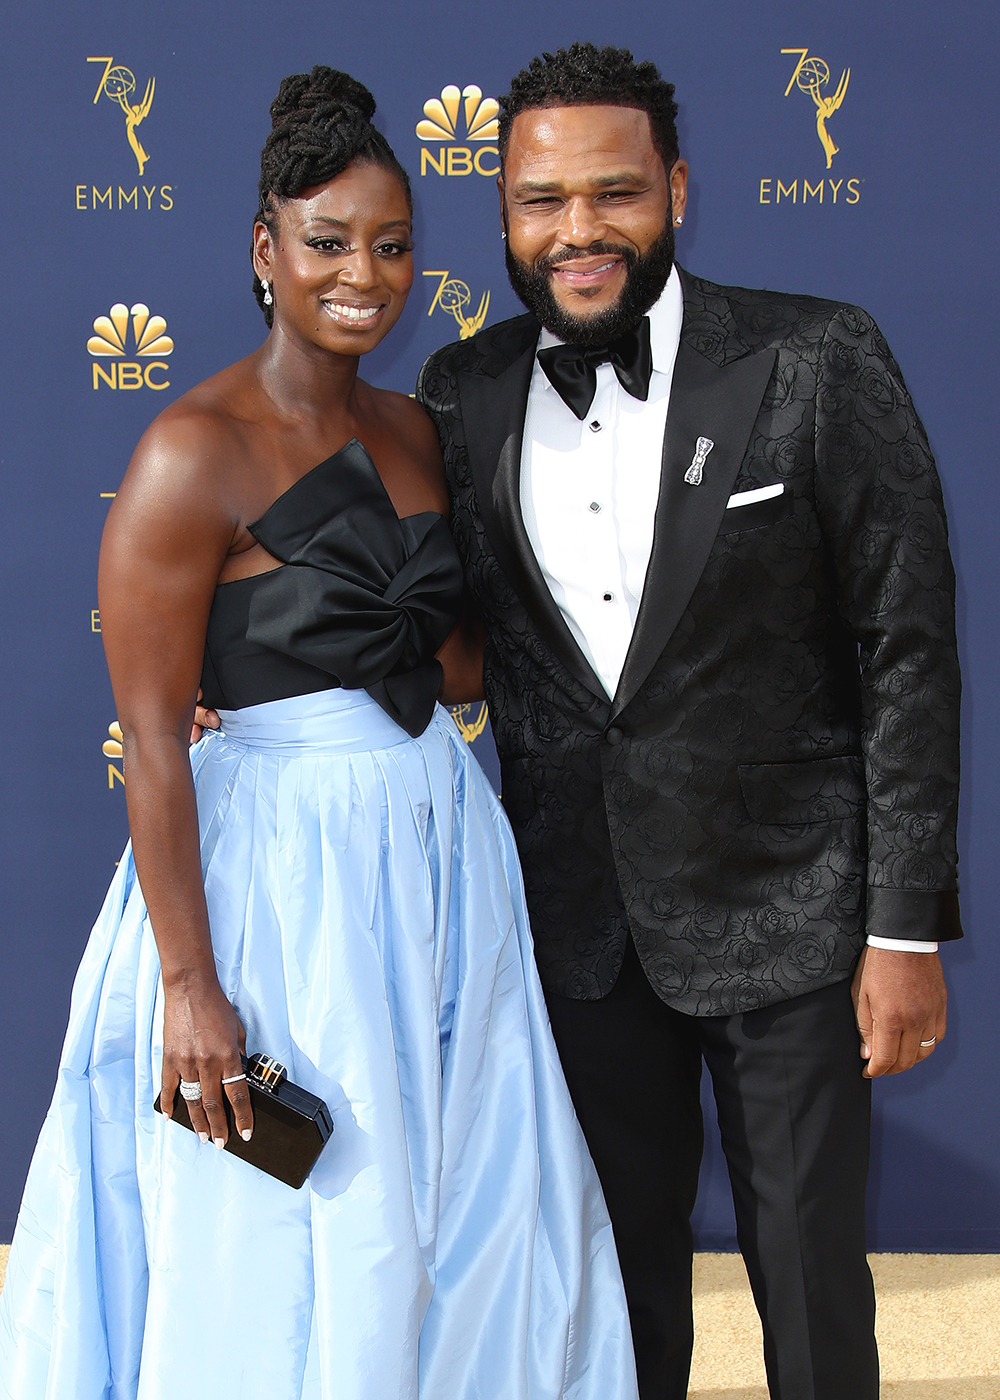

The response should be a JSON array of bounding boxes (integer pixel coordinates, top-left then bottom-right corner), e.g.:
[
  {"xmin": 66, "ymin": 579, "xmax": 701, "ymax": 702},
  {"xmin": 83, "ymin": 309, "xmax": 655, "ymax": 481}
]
[
  {"xmin": 423, "ymin": 270, "xmax": 491, "ymax": 340},
  {"xmin": 782, "ymin": 48, "xmax": 850, "ymax": 168},
  {"xmin": 88, "ymin": 56, "xmax": 155, "ymax": 174}
]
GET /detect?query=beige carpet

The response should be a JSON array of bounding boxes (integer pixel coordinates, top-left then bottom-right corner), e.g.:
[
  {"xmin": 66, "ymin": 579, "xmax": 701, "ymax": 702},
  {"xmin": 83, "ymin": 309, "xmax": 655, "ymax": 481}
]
[
  {"xmin": 689, "ymin": 1253, "xmax": 1000, "ymax": 1398},
  {"xmin": 1, "ymin": 1246, "xmax": 997, "ymax": 1394}
]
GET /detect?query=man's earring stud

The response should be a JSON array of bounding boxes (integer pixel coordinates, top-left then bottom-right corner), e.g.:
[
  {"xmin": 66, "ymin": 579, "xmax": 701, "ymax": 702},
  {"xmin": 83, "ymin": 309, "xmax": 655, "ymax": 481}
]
[{"xmin": 674, "ymin": 217, "xmax": 683, "ymax": 227}]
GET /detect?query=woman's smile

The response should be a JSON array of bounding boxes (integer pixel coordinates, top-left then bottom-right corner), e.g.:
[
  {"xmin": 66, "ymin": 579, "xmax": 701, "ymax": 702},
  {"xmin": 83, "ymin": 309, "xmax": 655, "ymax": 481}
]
[{"xmin": 319, "ymin": 297, "xmax": 386, "ymax": 327}]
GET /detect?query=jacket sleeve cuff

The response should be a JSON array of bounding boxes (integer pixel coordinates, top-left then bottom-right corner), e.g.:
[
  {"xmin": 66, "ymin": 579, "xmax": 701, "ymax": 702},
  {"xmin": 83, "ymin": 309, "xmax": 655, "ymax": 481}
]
[{"xmin": 866, "ymin": 887, "xmax": 963, "ymax": 943}]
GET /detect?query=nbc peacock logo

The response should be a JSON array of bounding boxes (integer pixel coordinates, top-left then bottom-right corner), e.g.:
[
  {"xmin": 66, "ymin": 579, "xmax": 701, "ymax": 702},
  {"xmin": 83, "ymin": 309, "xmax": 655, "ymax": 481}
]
[
  {"xmin": 416, "ymin": 85, "xmax": 500, "ymax": 177},
  {"xmin": 102, "ymin": 721, "xmax": 124, "ymax": 789},
  {"xmin": 88, "ymin": 302, "xmax": 173, "ymax": 391}
]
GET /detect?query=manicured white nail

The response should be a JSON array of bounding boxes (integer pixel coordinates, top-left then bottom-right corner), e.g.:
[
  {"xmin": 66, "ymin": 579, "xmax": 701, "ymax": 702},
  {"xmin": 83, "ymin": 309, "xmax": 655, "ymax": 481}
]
[
  {"xmin": 241, "ymin": 1129, "xmax": 253, "ymax": 1142},
  {"xmin": 198, "ymin": 1132, "xmax": 209, "ymax": 1144},
  {"xmin": 213, "ymin": 1137, "xmax": 226, "ymax": 1151}
]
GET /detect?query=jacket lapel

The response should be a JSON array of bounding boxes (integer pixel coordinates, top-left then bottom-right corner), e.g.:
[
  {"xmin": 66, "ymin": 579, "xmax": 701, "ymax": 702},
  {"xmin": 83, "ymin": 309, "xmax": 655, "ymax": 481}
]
[
  {"xmin": 612, "ymin": 337, "xmax": 778, "ymax": 718},
  {"xmin": 459, "ymin": 328, "xmax": 608, "ymax": 702}
]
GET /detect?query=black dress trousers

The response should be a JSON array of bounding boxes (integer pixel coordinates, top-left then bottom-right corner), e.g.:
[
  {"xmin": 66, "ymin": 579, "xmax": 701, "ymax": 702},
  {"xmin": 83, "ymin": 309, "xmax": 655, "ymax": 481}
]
[{"xmin": 544, "ymin": 939, "xmax": 878, "ymax": 1400}]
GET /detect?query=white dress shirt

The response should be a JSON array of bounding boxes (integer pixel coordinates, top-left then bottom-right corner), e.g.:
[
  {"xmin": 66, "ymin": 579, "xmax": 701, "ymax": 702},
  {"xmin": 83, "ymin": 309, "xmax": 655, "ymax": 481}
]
[
  {"xmin": 518, "ymin": 266, "xmax": 935, "ymax": 954},
  {"xmin": 521, "ymin": 268, "xmax": 684, "ymax": 701}
]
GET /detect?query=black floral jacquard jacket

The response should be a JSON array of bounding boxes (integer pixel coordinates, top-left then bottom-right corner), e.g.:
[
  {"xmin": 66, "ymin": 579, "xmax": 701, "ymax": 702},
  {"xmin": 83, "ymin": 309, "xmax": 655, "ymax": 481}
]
[{"xmin": 417, "ymin": 268, "xmax": 963, "ymax": 1014}]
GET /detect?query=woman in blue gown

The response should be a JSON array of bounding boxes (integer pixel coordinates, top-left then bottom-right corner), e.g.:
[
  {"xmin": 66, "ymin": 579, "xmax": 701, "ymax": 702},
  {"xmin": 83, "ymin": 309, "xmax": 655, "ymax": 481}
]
[{"xmin": 0, "ymin": 67, "xmax": 638, "ymax": 1400}]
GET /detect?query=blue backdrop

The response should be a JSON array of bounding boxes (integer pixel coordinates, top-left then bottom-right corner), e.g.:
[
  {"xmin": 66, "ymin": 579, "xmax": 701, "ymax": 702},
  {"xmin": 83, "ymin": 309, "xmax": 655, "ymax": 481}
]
[{"xmin": 1, "ymin": 0, "xmax": 996, "ymax": 1250}]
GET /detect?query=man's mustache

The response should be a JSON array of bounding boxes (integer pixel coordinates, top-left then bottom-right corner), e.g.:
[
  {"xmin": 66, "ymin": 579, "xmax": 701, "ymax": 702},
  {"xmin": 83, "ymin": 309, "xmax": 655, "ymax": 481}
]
[{"xmin": 534, "ymin": 242, "xmax": 637, "ymax": 274}]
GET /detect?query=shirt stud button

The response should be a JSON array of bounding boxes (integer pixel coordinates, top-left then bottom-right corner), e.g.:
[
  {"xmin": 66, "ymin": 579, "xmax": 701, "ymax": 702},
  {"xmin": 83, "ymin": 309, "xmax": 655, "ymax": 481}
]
[
  {"xmin": 589, "ymin": 419, "xmax": 603, "ymax": 432},
  {"xmin": 603, "ymin": 591, "xmax": 614, "ymax": 602},
  {"xmin": 589, "ymin": 501, "xmax": 602, "ymax": 513}
]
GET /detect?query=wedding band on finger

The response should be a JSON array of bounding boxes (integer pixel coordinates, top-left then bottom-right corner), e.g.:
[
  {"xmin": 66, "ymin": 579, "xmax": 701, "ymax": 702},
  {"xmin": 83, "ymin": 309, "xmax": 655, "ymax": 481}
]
[
  {"xmin": 919, "ymin": 1037, "xmax": 937, "ymax": 1048},
  {"xmin": 179, "ymin": 1079, "xmax": 203, "ymax": 1101},
  {"xmin": 221, "ymin": 1073, "xmax": 247, "ymax": 1085}
]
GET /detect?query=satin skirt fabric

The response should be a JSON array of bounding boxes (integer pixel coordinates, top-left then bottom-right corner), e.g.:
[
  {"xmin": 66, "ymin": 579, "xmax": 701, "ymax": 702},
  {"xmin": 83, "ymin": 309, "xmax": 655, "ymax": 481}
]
[{"xmin": 0, "ymin": 690, "xmax": 637, "ymax": 1400}]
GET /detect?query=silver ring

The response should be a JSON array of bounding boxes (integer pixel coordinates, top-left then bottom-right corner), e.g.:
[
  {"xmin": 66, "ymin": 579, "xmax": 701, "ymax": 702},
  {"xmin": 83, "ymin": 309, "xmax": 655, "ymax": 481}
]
[
  {"xmin": 221, "ymin": 1073, "xmax": 247, "ymax": 1085},
  {"xmin": 179, "ymin": 1079, "xmax": 203, "ymax": 1101},
  {"xmin": 919, "ymin": 1037, "xmax": 937, "ymax": 1048}
]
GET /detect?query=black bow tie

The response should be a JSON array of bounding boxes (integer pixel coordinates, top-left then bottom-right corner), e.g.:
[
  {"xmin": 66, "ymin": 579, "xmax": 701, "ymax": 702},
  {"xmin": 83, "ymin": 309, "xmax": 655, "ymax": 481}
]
[{"xmin": 536, "ymin": 318, "xmax": 653, "ymax": 420}]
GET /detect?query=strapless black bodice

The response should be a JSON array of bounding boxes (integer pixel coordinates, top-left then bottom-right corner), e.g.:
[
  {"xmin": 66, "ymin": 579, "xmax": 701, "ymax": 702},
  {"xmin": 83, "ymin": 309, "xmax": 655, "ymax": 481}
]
[{"xmin": 200, "ymin": 439, "xmax": 464, "ymax": 737}]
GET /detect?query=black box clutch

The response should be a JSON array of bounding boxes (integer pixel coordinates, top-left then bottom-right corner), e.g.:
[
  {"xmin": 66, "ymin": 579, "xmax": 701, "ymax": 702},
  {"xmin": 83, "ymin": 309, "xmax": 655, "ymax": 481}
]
[{"xmin": 154, "ymin": 1053, "xmax": 333, "ymax": 1190}]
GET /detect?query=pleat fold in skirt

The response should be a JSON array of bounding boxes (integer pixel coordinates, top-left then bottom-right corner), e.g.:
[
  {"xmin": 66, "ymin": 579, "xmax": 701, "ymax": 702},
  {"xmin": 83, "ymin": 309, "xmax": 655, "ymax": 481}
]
[{"xmin": 0, "ymin": 689, "xmax": 637, "ymax": 1400}]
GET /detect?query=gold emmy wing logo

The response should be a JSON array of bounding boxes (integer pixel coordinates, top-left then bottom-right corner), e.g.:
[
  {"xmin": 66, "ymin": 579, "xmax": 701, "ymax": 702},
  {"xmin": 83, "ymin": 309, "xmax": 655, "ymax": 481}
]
[
  {"xmin": 782, "ymin": 48, "xmax": 850, "ymax": 168},
  {"xmin": 416, "ymin": 85, "xmax": 499, "ymax": 176},
  {"xmin": 449, "ymin": 703, "xmax": 489, "ymax": 745},
  {"xmin": 88, "ymin": 57, "xmax": 155, "ymax": 173},
  {"xmin": 423, "ymin": 270, "xmax": 490, "ymax": 339},
  {"xmin": 88, "ymin": 302, "xmax": 173, "ymax": 391},
  {"xmin": 103, "ymin": 721, "xmax": 124, "ymax": 789},
  {"xmin": 759, "ymin": 48, "xmax": 860, "ymax": 208}
]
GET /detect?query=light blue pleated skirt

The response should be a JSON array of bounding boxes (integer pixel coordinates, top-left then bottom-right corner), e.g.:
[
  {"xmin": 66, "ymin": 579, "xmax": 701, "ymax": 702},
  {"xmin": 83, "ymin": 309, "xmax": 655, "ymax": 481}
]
[{"xmin": 0, "ymin": 690, "xmax": 637, "ymax": 1400}]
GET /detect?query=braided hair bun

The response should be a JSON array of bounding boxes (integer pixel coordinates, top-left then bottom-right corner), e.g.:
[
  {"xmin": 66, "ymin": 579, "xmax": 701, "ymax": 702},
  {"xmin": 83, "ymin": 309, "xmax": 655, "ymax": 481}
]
[
  {"xmin": 253, "ymin": 65, "xmax": 411, "ymax": 325},
  {"xmin": 268, "ymin": 66, "xmax": 376, "ymax": 126}
]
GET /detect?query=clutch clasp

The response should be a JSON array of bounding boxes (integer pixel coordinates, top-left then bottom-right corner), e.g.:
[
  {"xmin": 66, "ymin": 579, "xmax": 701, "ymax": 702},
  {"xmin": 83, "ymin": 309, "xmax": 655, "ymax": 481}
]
[{"xmin": 247, "ymin": 1054, "xmax": 287, "ymax": 1094}]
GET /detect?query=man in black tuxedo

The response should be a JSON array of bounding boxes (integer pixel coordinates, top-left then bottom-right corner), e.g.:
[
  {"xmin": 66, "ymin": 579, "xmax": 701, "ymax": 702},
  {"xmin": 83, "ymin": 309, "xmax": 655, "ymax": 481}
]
[{"xmin": 416, "ymin": 43, "xmax": 962, "ymax": 1400}]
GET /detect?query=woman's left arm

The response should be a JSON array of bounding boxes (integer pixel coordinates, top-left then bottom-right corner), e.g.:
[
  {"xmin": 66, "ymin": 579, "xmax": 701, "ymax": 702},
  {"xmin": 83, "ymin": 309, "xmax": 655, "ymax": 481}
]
[
  {"xmin": 437, "ymin": 602, "xmax": 486, "ymax": 703},
  {"xmin": 394, "ymin": 392, "xmax": 487, "ymax": 705}
]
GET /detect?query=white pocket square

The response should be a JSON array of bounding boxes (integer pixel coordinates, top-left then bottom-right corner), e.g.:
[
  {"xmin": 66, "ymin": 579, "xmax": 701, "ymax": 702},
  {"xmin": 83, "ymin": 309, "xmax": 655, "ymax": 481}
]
[{"xmin": 726, "ymin": 483, "xmax": 784, "ymax": 509}]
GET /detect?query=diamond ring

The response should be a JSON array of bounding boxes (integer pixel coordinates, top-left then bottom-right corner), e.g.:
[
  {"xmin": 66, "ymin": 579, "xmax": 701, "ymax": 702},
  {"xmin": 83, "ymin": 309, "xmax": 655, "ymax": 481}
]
[
  {"xmin": 221, "ymin": 1072, "xmax": 247, "ymax": 1086},
  {"xmin": 179, "ymin": 1079, "xmax": 203, "ymax": 1101}
]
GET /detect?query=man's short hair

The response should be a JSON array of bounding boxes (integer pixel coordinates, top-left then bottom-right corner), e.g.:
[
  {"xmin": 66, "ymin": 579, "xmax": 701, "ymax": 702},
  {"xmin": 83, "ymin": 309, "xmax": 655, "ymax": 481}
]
[{"xmin": 498, "ymin": 42, "xmax": 679, "ymax": 173}]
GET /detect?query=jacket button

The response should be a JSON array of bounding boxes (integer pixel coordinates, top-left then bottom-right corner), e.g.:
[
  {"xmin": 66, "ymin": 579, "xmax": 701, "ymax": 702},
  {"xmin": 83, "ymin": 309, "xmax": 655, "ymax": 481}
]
[{"xmin": 606, "ymin": 726, "xmax": 624, "ymax": 746}]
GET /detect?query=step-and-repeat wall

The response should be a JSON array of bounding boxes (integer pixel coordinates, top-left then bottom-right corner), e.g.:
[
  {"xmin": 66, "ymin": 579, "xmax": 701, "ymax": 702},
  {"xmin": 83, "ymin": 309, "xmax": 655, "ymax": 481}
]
[{"xmin": 2, "ymin": 0, "xmax": 997, "ymax": 1249}]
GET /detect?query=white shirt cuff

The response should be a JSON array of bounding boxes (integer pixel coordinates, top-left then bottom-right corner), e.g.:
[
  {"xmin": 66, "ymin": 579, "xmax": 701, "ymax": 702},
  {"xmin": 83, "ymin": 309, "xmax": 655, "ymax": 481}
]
[{"xmin": 866, "ymin": 936, "xmax": 939, "ymax": 953}]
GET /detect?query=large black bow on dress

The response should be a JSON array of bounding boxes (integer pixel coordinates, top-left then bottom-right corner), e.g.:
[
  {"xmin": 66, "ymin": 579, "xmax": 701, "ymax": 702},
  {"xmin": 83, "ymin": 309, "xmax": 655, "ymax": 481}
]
[{"xmin": 536, "ymin": 317, "xmax": 653, "ymax": 420}]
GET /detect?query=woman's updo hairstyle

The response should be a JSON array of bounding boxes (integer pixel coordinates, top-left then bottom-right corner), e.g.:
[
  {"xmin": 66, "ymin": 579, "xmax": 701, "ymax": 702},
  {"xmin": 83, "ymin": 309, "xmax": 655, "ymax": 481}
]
[{"xmin": 253, "ymin": 66, "xmax": 412, "ymax": 326}]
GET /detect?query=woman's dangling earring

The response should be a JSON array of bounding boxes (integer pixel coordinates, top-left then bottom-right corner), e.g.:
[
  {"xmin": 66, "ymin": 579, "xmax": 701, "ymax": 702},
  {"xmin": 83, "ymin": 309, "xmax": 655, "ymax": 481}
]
[
  {"xmin": 501, "ymin": 230, "xmax": 506, "ymax": 241},
  {"xmin": 262, "ymin": 279, "xmax": 273, "ymax": 306}
]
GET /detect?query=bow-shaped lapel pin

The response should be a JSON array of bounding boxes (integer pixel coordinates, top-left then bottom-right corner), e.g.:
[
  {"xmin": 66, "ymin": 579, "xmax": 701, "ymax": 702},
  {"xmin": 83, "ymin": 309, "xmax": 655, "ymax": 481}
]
[{"xmin": 683, "ymin": 436, "xmax": 715, "ymax": 485}]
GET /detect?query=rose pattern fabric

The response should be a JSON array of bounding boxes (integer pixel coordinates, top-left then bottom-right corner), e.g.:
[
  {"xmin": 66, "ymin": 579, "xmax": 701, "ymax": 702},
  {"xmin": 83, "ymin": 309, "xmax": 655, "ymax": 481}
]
[{"xmin": 418, "ymin": 270, "xmax": 961, "ymax": 1014}]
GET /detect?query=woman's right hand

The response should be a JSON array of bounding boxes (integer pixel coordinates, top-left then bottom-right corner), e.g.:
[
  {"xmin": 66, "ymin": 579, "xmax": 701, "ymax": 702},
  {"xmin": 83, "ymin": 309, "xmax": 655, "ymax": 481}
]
[{"xmin": 161, "ymin": 972, "xmax": 254, "ymax": 1148}]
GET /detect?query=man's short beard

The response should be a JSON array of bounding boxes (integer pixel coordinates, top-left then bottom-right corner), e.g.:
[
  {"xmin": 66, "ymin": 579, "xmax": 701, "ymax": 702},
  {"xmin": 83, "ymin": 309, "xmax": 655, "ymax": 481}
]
[{"xmin": 504, "ymin": 220, "xmax": 675, "ymax": 347}]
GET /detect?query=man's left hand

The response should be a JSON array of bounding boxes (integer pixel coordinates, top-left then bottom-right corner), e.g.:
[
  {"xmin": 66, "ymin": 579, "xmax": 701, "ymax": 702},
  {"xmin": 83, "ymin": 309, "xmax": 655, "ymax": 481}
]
[{"xmin": 851, "ymin": 945, "xmax": 947, "ymax": 1078}]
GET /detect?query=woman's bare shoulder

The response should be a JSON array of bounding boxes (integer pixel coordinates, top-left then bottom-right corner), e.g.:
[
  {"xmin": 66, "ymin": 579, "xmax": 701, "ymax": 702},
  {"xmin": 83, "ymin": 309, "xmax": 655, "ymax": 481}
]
[
  {"xmin": 365, "ymin": 386, "xmax": 449, "ymax": 512},
  {"xmin": 119, "ymin": 358, "xmax": 257, "ymax": 508},
  {"xmin": 370, "ymin": 386, "xmax": 442, "ymax": 456}
]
